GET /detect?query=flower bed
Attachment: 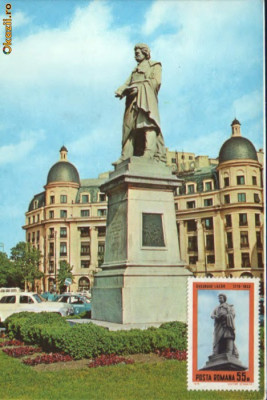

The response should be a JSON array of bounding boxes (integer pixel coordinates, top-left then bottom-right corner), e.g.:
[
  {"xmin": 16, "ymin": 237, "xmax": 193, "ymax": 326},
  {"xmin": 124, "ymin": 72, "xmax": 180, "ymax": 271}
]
[
  {"xmin": 2, "ymin": 346, "xmax": 42, "ymax": 358},
  {"xmin": 156, "ymin": 348, "xmax": 187, "ymax": 360},
  {"xmin": 88, "ymin": 354, "xmax": 134, "ymax": 368},
  {"xmin": 23, "ymin": 353, "xmax": 73, "ymax": 366}
]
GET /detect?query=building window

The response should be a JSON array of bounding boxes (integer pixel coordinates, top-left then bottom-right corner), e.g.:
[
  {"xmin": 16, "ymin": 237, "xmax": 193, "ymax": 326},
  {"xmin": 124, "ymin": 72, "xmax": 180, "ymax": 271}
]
[
  {"xmin": 80, "ymin": 227, "xmax": 90, "ymax": 237},
  {"xmin": 228, "ymin": 253, "xmax": 234, "ymax": 269},
  {"xmin": 241, "ymin": 253, "xmax": 250, "ymax": 268},
  {"xmin": 81, "ymin": 242, "xmax": 90, "ymax": 256},
  {"xmin": 239, "ymin": 213, "xmax": 247, "ymax": 226},
  {"xmin": 99, "ymin": 193, "xmax": 106, "ymax": 202},
  {"xmin": 188, "ymin": 236, "xmax": 198, "ymax": 252},
  {"xmin": 237, "ymin": 175, "xmax": 245, "ymax": 185},
  {"xmin": 49, "ymin": 228, "xmax": 54, "ymax": 238},
  {"xmin": 37, "ymin": 231, "xmax": 40, "ymax": 242},
  {"xmin": 48, "ymin": 261, "xmax": 54, "ymax": 273},
  {"xmin": 60, "ymin": 195, "xmax": 67, "ymax": 203},
  {"xmin": 224, "ymin": 194, "xmax": 230, "ymax": 204},
  {"xmin": 238, "ymin": 193, "xmax": 246, "ymax": 202},
  {"xmin": 60, "ymin": 210, "xmax": 67, "ymax": 218},
  {"xmin": 81, "ymin": 194, "xmax": 89, "ymax": 204},
  {"xmin": 206, "ymin": 234, "xmax": 214, "ymax": 251},
  {"xmin": 81, "ymin": 209, "xmax": 90, "ymax": 217},
  {"xmin": 186, "ymin": 201, "xmax": 195, "ymax": 209},
  {"xmin": 60, "ymin": 227, "xmax": 67, "ymax": 238},
  {"xmin": 240, "ymin": 231, "xmax": 249, "ymax": 248},
  {"xmin": 32, "ymin": 216, "xmax": 36, "ymax": 224},
  {"xmin": 98, "ymin": 242, "xmax": 105, "ymax": 266},
  {"xmin": 254, "ymin": 193, "xmax": 260, "ymax": 203},
  {"xmin": 187, "ymin": 184, "xmax": 195, "ymax": 194},
  {"xmin": 255, "ymin": 214, "xmax": 260, "ymax": 226},
  {"xmin": 27, "ymin": 233, "xmax": 30, "ymax": 242},
  {"xmin": 203, "ymin": 217, "xmax": 213, "ymax": 230},
  {"xmin": 207, "ymin": 255, "xmax": 215, "ymax": 264},
  {"xmin": 189, "ymin": 156, "xmax": 193, "ymax": 160},
  {"xmin": 256, "ymin": 232, "xmax": 262, "ymax": 249},
  {"xmin": 28, "ymin": 217, "xmax": 31, "ymax": 225},
  {"xmin": 81, "ymin": 260, "xmax": 90, "ymax": 268},
  {"xmin": 97, "ymin": 209, "xmax": 107, "ymax": 217},
  {"xmin": 257, "ymin": 253, "xmax": 263, "ymax": 268},
  {"xmin": 175, "ymin": 203, "xmax": 178, "ymax": 211},
  {"xmin": 50, "ymin": 196, "xmax": 55, "ymax": 204},
  {"xmin": 187, "ymin": 220, "xmax": 197, "ymax": 232},
  {"xmin": 98, "ymin": 227, "xmax": 106, "ymax": 237},
  {"xmin": 252, "ymin": 176, "xmax": 257, "ymax": 185},
  {"xmin": 224, "ymin": 177, "xmax": 229, "ymax": 187},
  {"xmin": 60, "ymin": 242, "xmax": 67, "ymax": 257},
  {"xmin": 37, "ymin": 214, "xmax": 40, "ymax": 222},
  {"xmin": 205, "ymin": 181, "xmax": 212, "ymax": 191},
  {"xmin": 49, "ymin": 210, "xmax": 54, "ymax": 219},
  {"xmin": 171, "ymin": 158, "xmax": 176, "ymax": 163},
  {"xmin": 189, "ymin": 256, "xmax": 198, "ymax": 264},
  {"xmin": 227, "ymin": 232, "xmax": 233, "ymax": 249},
  {"xmin": 204, "ymin": 198, "xmax": 213, "ymax": 207},
  {"xmin": 49, "ymin": 243, "xmax": 54, "ymax": 256},
  {"xmin": 225, "ymin": 215, "xmax": 232, "ymax": 227}
]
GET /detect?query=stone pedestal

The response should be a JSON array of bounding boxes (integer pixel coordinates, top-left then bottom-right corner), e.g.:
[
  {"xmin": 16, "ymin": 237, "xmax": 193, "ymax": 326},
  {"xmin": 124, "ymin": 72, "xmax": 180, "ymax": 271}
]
[
  {"xmin": 200, "ymin": 353, "xmax": 247, "ymax": 371},
  {"xmin": 91, "ymin": 157, "xmax": 192, "ymax": 324}
]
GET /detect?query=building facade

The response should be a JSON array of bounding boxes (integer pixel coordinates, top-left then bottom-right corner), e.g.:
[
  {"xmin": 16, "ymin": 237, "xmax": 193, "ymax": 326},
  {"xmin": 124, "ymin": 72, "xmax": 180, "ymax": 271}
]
[
  {"xmin": 24, "ymin": 120, "xmax": 264, "ymax": 292},
  {"xmin": 175, "ymin": 120, "xmax": 264, "ymax": 281}
]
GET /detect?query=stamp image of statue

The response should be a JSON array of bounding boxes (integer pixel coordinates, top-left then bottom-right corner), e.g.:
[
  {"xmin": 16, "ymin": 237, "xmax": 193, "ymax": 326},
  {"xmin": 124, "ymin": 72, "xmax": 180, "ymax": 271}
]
[{"xmin": 200, "ymin": 293, "xmax": 247, "ymax": 371}]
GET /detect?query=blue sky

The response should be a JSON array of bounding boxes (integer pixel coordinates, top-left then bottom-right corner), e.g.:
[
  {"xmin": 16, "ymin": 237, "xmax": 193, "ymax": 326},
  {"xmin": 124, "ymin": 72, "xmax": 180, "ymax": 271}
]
[
  {"xmin": 0, "ymin": 0, "xmax": 264, "ymax": 255},
  {"xmin": 197, "ymin": 289, "xmax": 250, "ymax": 369}
]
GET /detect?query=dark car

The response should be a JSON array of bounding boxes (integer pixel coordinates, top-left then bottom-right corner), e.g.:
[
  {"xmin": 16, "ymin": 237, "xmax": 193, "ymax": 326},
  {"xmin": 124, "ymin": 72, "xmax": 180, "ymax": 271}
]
[{"xmin": 56, "ymin": 294, "xmax": 91, "ymax": 317}]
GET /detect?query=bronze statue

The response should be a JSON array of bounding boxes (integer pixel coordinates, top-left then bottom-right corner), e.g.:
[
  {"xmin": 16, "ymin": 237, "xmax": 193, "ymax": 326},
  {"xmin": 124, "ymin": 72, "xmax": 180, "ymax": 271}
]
[
  {"xmin": 211, "ymin": 293, "xmax": 239, "ymax": 357},
  {"xmin": 115, "ymin": 43, "xmax": 166, "ymax": 163}
]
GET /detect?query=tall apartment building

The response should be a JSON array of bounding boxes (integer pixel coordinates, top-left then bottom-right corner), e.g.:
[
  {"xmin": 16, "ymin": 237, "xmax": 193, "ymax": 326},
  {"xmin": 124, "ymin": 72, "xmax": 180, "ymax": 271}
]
[{"xmin": 23, "ymin": 120, "xmax": 264, "ymax": 292}]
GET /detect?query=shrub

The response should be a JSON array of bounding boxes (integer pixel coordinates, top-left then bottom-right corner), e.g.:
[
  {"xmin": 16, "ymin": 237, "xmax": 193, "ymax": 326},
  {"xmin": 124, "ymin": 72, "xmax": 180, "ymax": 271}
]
[{"xmin": 5, "ymin": 314, "xmax": 188, "ymax": 360}]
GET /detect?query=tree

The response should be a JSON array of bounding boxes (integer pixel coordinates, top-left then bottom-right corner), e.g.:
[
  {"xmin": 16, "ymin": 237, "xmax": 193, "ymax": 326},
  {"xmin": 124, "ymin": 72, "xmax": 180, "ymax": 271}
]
[
  {"xmin": 0, "ymin": 252, "xmax": 12, "ymax": 287},
  {"xmin": 57, "ymin": 260, "xmax": 74, "ymax": 293},
  {"xmin": 10, "ymin": 242, "xmax": 43, "ymax": 291}
]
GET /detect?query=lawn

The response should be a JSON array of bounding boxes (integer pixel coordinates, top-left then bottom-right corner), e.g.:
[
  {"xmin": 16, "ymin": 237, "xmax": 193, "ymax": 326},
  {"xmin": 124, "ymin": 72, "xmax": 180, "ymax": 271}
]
[{"xmin": 0, "ymin": 351, "xmax": 264, "ymax": 400}]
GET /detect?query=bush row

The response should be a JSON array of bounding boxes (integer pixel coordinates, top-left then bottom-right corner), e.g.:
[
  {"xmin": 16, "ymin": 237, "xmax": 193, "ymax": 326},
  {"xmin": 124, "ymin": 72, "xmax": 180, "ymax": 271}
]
[{"xmin": 5, "ymin": 313, "xmax": 187, "ymax": 360}]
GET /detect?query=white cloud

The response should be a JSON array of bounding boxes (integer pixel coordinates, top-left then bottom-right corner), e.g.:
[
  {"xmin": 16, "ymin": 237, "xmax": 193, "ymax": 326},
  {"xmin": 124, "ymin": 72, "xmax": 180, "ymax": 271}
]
[
  {"xmin": 0, "ymin": 130, "xmax": 45, "ymax": 165},
  {"xmin": 233, "ymin": 91, "xmax": 262, "ymax": 122},
  {"xmin": 12, "ymin": 11, "xmax": 32, "ymax": 28}
]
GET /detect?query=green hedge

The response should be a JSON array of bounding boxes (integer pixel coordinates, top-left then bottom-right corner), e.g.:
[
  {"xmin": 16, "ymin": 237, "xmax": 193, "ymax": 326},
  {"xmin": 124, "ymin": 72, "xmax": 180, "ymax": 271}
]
[{"xmin": 5, "ymin": 313, "xmax": 187, "ymax": 360}]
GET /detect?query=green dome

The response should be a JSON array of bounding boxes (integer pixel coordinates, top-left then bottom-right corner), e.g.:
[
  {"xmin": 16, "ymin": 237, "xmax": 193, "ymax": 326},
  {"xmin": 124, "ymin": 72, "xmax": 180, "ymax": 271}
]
[
  {"xmin": 219, "ymin": 136, "xmax": 258, "ymax": 163},
  {"xmin": 47, "ymin": 161, "xmax": 80, "ymax": 185}
]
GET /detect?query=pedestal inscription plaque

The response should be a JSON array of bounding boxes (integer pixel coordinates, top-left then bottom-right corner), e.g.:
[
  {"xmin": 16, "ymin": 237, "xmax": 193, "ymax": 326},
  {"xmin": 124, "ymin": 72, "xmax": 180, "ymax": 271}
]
[{"xmin": 142, "ymin": 213, "xmax": 165, "ymax": 247}]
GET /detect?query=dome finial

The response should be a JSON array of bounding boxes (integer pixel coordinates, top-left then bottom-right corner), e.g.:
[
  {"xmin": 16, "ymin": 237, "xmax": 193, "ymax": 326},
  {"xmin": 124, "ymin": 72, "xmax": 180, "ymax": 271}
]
[
  {"xmin": 60, "ymin": 145, "xmax": 68, "ymax": 161},
  {"xmin": 231, "ymin": 119, "xmax": 241, "ymax": 137}
]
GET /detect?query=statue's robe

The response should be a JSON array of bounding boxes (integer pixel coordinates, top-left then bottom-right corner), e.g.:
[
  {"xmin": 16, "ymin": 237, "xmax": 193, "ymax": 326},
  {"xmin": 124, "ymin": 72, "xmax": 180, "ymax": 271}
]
[
  {"xmin": 115, "ymin": 59, "xmax": 165, "ymax": 161},
  {"xmin": 211, "ymin": 302, "xmax": 239, "ymax": 357}
]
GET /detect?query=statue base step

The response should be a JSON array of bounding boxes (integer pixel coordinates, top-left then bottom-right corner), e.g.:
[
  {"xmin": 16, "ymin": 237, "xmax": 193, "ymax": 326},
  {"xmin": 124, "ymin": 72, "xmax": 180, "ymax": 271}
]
[{"xmin": 200, "ymin": 353, "xmax": 247, "ymax": 371}]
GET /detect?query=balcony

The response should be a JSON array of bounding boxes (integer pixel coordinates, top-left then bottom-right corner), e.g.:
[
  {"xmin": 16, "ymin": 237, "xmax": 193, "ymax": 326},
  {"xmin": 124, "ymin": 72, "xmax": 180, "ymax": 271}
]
[
  {"xmin": 240, "ymin": 243, "xmax": 249, "ymax": 249},
  {"xmin": 60, "ymin": 252, "xmax": 67, "ymax": 257}
]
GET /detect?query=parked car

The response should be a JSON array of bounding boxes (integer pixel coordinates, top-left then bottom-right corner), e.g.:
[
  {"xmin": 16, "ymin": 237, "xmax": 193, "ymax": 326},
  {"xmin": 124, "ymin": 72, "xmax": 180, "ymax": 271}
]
[
  {"xmin": 0, "ymin": 292, "xmax": 74, "ymax": 322},
  {"xmin": 0, "ymin": 288, "xmax": 21, "ymax": 299},
  {"xmin": 41, "ymin": 292, "xmax": 60, "ymax": 302},
  {"xmin": 56, "ymin": 294, "xmax": 91, "ymax": 316}
]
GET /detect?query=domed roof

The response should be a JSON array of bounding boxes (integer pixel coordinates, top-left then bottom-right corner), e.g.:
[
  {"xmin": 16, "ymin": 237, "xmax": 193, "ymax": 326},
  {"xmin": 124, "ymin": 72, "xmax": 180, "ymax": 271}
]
[
  {"xmin": 46, "ymin": 146, "xmax": 80, "ymax": 185},
  {"xmin": 219, "ymin": 136, "xmax": 258, "ymax": 163}
]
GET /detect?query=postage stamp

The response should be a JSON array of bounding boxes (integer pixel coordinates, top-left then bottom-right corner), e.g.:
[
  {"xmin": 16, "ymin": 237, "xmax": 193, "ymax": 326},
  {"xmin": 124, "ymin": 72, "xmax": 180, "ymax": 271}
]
[{"xmin": 187, "ymin": 277, "xmax": 260, "ymax": 391}]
